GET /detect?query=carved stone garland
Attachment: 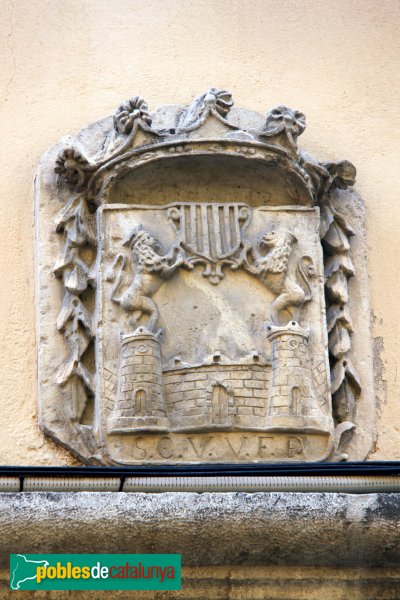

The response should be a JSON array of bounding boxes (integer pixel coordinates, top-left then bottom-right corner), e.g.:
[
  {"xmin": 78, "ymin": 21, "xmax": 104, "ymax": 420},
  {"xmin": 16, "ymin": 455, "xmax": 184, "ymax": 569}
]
[
  {"xmin": 53, "ymin": 192, "xmax": 96, "ymax": 423},
  {"xmin": 320, "ymin": 169, "xmax": 361, "ymax": 436},
  {"xmin": 53, "ymin": 89, "xmax": 360, "ymax": 460}
]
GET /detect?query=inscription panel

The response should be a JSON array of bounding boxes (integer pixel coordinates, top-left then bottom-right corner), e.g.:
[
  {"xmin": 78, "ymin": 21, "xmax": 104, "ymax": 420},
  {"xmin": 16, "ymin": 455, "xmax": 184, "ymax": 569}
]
[{"xmin": 107, "ymin": 432, "xmax": 329, "ymax": 463}]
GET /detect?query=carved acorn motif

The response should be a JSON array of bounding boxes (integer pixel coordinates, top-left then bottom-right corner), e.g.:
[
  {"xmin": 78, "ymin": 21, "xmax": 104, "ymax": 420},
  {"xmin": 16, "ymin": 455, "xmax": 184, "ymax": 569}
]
[
  {"xmin": 328, "ymin": 322, "xmax": 351, "ymax": 358},
  {"xmin": 56, "ymin": 293, "xmax": 93, "ymax": 335},
  {"xmin": 113, "ymin": 96, "xmax": 152, "ymax": 134},
  {"xmin": 326, "ymin": 303, "xmax": 353, "ymax": 334}
]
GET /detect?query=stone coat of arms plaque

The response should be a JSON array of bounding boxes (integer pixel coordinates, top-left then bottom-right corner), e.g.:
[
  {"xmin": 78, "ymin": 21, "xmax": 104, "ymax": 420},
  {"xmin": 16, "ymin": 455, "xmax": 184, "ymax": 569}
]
[{"xmin": 35, "ymin": 89, "xmax": 375, "ymax": 464}]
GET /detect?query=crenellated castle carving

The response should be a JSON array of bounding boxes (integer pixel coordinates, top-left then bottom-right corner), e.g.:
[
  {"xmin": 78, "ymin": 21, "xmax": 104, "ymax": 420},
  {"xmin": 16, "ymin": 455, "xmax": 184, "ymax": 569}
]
[{"xmin": 108, "ymin": 320, "xmax": 328, "ymax": 434}]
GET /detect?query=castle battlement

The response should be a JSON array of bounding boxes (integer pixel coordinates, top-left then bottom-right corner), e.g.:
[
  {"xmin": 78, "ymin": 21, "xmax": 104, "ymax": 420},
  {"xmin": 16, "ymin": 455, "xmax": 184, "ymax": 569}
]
[
  {"xmin": 107, "ymin": 323, "xmax": 330, "ymax": 435},
  {"xmin": 164, "ymin": 361, "xmax": 271, "ymax": 431}
]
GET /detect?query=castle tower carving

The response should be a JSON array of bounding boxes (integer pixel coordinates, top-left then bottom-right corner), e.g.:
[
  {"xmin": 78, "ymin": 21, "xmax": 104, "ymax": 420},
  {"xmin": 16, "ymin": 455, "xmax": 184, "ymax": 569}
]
[
  {"xmin": 266, "ymin": 321, "xmax": 329, "ymax": 432},
  {"xmin": 108, "ymin": 327, "xmax": 169, "ymax": 433}
]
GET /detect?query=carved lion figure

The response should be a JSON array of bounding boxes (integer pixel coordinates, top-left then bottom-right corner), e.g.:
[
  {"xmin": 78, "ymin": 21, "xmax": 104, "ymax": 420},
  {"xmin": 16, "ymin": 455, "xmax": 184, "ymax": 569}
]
[
  {"xmin": 242, "ymin": 229, "xmax": 315, "ymax": 324},
  {"xmin": 106, "ymin": 225, "xmax": 184, "ymax": 332}
]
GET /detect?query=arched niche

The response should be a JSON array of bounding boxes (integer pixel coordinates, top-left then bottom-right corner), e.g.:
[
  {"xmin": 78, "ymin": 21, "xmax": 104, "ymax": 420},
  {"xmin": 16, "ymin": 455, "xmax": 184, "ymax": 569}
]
[{"xmin": 97, "ymin": 148, "xmax": 314, "ymax": 208}]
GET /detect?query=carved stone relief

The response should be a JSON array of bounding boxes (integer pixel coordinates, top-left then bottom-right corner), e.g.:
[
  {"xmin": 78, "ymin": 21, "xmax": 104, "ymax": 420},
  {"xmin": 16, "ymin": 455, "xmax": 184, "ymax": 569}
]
[{"xmin": 35, "ymin": 88, "xmax": 375, "ymax": 464}]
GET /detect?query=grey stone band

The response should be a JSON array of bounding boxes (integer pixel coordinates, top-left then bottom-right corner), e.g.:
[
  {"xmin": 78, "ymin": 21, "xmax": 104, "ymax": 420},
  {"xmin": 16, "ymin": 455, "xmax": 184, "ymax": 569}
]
[{"xmin": 1, "ymin": 492, "xmax": 399, "ymax": 567}]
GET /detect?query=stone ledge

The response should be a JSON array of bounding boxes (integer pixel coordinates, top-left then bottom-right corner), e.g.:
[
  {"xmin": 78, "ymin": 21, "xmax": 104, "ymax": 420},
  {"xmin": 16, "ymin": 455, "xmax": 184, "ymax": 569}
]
[{"xmin": 1, "ymin": 492, "xmax": 399, "ymax": 568}]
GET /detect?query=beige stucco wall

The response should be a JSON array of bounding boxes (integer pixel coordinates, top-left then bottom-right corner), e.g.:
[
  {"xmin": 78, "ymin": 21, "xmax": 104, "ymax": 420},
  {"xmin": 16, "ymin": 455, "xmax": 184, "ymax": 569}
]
[{"xmin": 0, "ymin": 0, "xmax": 398, "ymax": 464}]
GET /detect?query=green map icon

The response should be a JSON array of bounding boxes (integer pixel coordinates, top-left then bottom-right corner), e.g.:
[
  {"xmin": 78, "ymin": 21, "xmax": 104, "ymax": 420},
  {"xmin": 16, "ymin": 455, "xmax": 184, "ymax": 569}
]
[
  {"xmin": 9, "ymin": 553, "xmax": 181, "ymax": 591},
  {"xmin": 10, "ymin": 554, "xmax": 49, "ymax": 590}
]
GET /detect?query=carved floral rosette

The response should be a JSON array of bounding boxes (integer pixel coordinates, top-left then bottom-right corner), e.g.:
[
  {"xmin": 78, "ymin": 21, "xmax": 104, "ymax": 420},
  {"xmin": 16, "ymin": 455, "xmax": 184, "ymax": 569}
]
[{"xmin": 35, "ymin": 88, "xmax": 374, "ymax": 464}]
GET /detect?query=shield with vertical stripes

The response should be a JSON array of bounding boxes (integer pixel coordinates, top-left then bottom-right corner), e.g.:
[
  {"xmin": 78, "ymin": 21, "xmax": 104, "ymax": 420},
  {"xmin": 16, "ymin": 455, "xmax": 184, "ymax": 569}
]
[{"xmin": 167, "ymin": 203, "xmax": 251, "ymax": 262}]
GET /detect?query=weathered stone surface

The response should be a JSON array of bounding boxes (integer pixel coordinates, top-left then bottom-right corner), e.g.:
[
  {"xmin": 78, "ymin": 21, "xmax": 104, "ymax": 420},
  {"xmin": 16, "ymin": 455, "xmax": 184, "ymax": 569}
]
[
  {"xmin": 36, "ymin": 90, "xmax": 375, "ymax": 464},
  {"xmin": 1, "ymin": 492, "xmax": 400, "ymax": 568}
]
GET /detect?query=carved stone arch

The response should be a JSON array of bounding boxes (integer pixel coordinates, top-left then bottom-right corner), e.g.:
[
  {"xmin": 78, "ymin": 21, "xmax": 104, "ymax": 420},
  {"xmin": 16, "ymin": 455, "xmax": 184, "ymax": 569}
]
[
  {"xmin": 36, "ymin": 88, "xmax": 375, "ymax": 464},
  {"xmin": 92, "ymin": 143, "xmax": 315, "ymax": 209},
  {"xmin": 211, "ymin": 385, "xmax": 229, "ymax": 424},
  {"xmin": 206, "ymin": 378, "xmax": 236, "ymax": 427},
  {"xmin": 134, "ymin": 388, "xmax": 147, "ymax": 417},
  {"xmin": 290, "ymin": 387, "xmax": 302, "ymax": 415}
]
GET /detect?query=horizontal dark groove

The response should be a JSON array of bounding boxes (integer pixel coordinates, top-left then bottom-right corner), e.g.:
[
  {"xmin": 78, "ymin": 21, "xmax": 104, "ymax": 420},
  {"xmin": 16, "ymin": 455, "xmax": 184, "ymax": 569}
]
[{"xmin": 0, "ymin": 462, "xmax": 400, "ymax": 478}]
